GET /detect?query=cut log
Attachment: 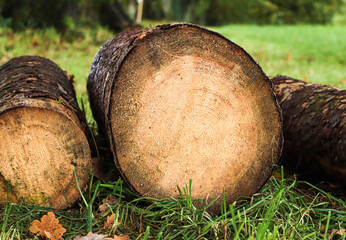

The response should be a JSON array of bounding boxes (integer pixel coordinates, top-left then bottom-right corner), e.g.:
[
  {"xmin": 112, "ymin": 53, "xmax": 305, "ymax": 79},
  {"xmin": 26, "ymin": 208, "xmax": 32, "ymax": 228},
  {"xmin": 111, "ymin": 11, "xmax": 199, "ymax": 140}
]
[
  {"xmin": 88, "ymin": 23, "xmax": 283, "ymax": 213},
  {"xmin": 0, "ymin": 56, "xmax": 92, "ymax": 209},
  {"xmin": 271, "ymin": 75, "xmax": 346, "ymax": 186}
]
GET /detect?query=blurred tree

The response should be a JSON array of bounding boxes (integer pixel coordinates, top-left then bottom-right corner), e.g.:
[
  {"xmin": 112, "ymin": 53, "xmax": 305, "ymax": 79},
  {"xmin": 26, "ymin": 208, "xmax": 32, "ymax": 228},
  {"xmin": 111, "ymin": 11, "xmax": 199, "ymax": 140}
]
[
  {"xmin": 97, "ymin": 0, "xmax": 136, "ymax": 30},
  {"xmin": 0, "ymin": 0, "xmax": 68, "ymax": 30},
  {"xmin": 142, "ymin": 0, "xmax": 165, "ymax": 20},
  {"xmin": 183, "ymin": 0, "xmax": 211, "ymax": 25},
  {"xmin": 114, "ymin": 0, "xmax": 136, "ymax": 18},
  {"xmin": 139, "ymin": 0, "xmax": 343, "ymax": 25},
  {"xmin": 269, "ymin": 0, "xmax": 343, "ymax": 24},
  {"xmin": 206, "ymin": 0, "xmax": 343, "ymax": 25},
  {"xmin": 0, "ymin": 0, "xmax": 136, "ymax": 31},
  {"xmin": 0, "ymin": 0, "xmax": 343, "ymax": 29}
]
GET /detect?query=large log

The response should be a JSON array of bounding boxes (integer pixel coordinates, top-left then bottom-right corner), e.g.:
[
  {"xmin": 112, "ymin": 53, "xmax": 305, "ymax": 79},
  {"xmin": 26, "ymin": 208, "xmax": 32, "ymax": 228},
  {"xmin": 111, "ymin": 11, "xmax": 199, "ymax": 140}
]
[
  {"xmin": 88, "ymin": 23, "xmax": 283, "ymax": 213},
  {"xmin": 271, "ymin": 75, "xmax": 346, "ymax": 186},
  {"xmin": 0, "ymin": 56, "xmax": 92, "ymax": 209}
]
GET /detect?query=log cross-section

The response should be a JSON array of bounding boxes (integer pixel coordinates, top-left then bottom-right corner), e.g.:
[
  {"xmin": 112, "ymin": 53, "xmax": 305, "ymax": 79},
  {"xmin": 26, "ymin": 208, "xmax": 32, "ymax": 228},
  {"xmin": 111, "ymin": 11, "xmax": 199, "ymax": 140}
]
[
  {"xmin": 88, "ymin": 23, "xmax": 283, "ymax": 213},
  {"xmin": 0, "ymin": 56, "xmax": 92, "ymax": 209}
]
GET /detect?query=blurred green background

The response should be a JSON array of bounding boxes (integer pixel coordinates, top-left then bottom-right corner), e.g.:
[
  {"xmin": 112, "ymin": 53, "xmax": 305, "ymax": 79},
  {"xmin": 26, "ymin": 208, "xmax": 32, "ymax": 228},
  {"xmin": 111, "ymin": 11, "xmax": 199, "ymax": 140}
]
[
  {"xmin": 0, "ymin": 0, "xmax": 345, "ymax": 120},
  {"xmin": 0, "ymin": 0, "xmax": 345, "ymax": 30}
]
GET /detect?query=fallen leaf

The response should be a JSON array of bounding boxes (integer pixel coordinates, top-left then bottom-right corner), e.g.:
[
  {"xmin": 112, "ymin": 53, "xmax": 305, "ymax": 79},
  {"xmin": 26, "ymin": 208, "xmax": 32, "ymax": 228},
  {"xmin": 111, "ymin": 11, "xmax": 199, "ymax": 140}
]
[
  {"xmin": 29, "ymin": 212, "xmax": 66, "ymax": 240},
  {"xmin": 104, "ymin": 234, "xmax": 130, "ymax": 240},
  {"xmin": 104, "ymin": 214, "xmax": 115, "ymax": 230},
  {"xmin": 328, "ymin": 227, "xmax": 346, "ymax": 238},
  {"xmin": 74, "ymin": 232, "xmax": 129, "ymax": 240},
  {"xmin": 113, "ymin": 235, "xmax": 130, "ymax": 240},
  {"xmin": 99, "ymin": 195, "xmax": 119, "ymax": 213},
  {"xmin": 73, "ymin": 232, "xmax": 108, "ymax": 240}
]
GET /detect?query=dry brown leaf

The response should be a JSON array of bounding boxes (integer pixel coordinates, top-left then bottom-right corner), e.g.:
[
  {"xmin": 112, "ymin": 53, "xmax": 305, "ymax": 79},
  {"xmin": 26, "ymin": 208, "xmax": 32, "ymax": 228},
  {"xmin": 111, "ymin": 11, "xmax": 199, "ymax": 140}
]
[
  {"xmin": 103, "ymin": 214, "xmax": 120, "ymax": 230},
  {"xmin": 99, "ymin": 195, "xmax": 119, "ymax": 213},
  {"xmin": 29, "ymin": 212, "xmax": 66, "ymax": 240},
  {"xmin": 104, "ymin": 234, "xmax": 130, "ymax": 240},
  {"xmin": 73, "ymin": 232, "xmax": 108, "ymax": 240},
  {"xmin": 73, "ymin": 232, "xmax": 129, "ymax": 240},
  {"xmin": 103, "ymin": 215, "xmax": 114, "ymax": 230},
  {"xmin": 328, "ymin": 227, "xmax": 346, "ymax": 238},
  {"xmin": 114, "ymin": 235, "xmax": 130, "ymax": 240}
]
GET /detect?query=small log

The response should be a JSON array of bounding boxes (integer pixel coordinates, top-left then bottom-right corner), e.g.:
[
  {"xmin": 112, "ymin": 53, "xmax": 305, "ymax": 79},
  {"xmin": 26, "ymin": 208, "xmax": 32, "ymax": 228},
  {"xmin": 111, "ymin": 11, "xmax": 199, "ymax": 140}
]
[
  {"xmin": 88, "ymin": 23, "xmax": 283, "ymax": 213},
  {"xmin": 271, "ymin": 75, "xmax": 346, "ymax": 186},
  {"xmin": 0, "ymin": 56, "xmax": 92, "ymax": 209}
]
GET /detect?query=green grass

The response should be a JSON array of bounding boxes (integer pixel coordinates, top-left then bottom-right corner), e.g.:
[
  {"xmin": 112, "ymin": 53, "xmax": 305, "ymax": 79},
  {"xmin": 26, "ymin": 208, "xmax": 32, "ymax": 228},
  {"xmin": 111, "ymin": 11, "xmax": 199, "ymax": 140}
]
[
  {"xmin": 212, "ymin": 25, "xmax": 346, "ymax": 89},
  {"xmin": 0, "ymin": 24, "xmax": 345, "ymax": 239},
  {"xmin": 1, "ymin": 168, "xmax": 345, "ymax": 239}
]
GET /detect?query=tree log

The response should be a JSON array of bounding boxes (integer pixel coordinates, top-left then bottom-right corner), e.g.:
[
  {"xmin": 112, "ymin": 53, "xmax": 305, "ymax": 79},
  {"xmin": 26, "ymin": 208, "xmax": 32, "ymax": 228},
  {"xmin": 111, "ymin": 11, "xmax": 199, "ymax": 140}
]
[
  {"xmin": 0, "ymin": 56, "xmax": 92, "ymax": 209},
  {"xmin": 88, "ymin": 23, "xmax": 283, "ymax": 213},
  {"xmin": 271, "ymin": 75, "xmax": 346, "ymax": 186}
]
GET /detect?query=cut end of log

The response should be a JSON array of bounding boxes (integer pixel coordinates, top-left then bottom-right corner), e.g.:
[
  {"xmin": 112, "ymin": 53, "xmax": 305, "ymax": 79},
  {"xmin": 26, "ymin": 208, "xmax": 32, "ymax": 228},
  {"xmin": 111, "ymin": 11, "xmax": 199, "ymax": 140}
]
[
  {"xmin": 88, "ymin": 23, "xmax": 283, "ymax": 213},
  {"xmin": 0, "ymin": 106, "xmax": 91, "ymax": 208},
  {"xmin": 0, "ymin": 56, "xmax": 92, "ymax": 209},
  {"xmin": 111, "ymin": 24, "xmax": 282, "ymax": 212}
]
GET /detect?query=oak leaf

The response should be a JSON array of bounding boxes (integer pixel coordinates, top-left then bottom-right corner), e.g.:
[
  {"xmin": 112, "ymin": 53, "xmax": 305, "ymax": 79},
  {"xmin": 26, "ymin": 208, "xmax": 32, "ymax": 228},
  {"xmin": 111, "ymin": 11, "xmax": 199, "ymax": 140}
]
[{"xmin": 29, "ymin": 212, "xmax": 66, "ymax": 240}]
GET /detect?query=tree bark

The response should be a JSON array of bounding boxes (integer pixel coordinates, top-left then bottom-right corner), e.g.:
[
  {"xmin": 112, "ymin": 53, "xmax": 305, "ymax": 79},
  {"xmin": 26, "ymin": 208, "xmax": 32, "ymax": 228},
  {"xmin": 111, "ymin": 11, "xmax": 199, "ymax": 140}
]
[
  {"xmin": 271, "ymin": 75, "xmax": 346, "ymax": 186},
  {"xmin": 0, "ymin": 56, "xmax": 92, "ymax": 209},
  {"xmin": 88, "ymin": 23, "xmax": 283, "ymax": 214}
]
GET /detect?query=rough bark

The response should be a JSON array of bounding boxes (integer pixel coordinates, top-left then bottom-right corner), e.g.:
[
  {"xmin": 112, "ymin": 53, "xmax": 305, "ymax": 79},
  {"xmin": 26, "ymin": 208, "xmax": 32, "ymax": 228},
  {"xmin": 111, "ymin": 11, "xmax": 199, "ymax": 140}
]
[
  {"xmin": 271, "ymin": 75, "xmax": 346, "ymax": 186},
  {"xmin": 0, "ymin": 56, "xmax": 92, "ymax": 209},
  {"xmin": 88, "ymin": 23, "xmax": 283, "ymax": 214}
]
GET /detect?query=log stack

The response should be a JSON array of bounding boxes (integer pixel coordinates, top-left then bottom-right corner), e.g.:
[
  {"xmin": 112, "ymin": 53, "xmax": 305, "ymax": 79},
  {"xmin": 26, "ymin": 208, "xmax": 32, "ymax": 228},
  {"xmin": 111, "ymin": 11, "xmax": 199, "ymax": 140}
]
[
  {"xmin": 0, "ymin": 56, "xmax": 92, "ymax": 209},
  {"xmin": 88, "ymin": 23, "xmax": 283, "ymax": 213}
]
